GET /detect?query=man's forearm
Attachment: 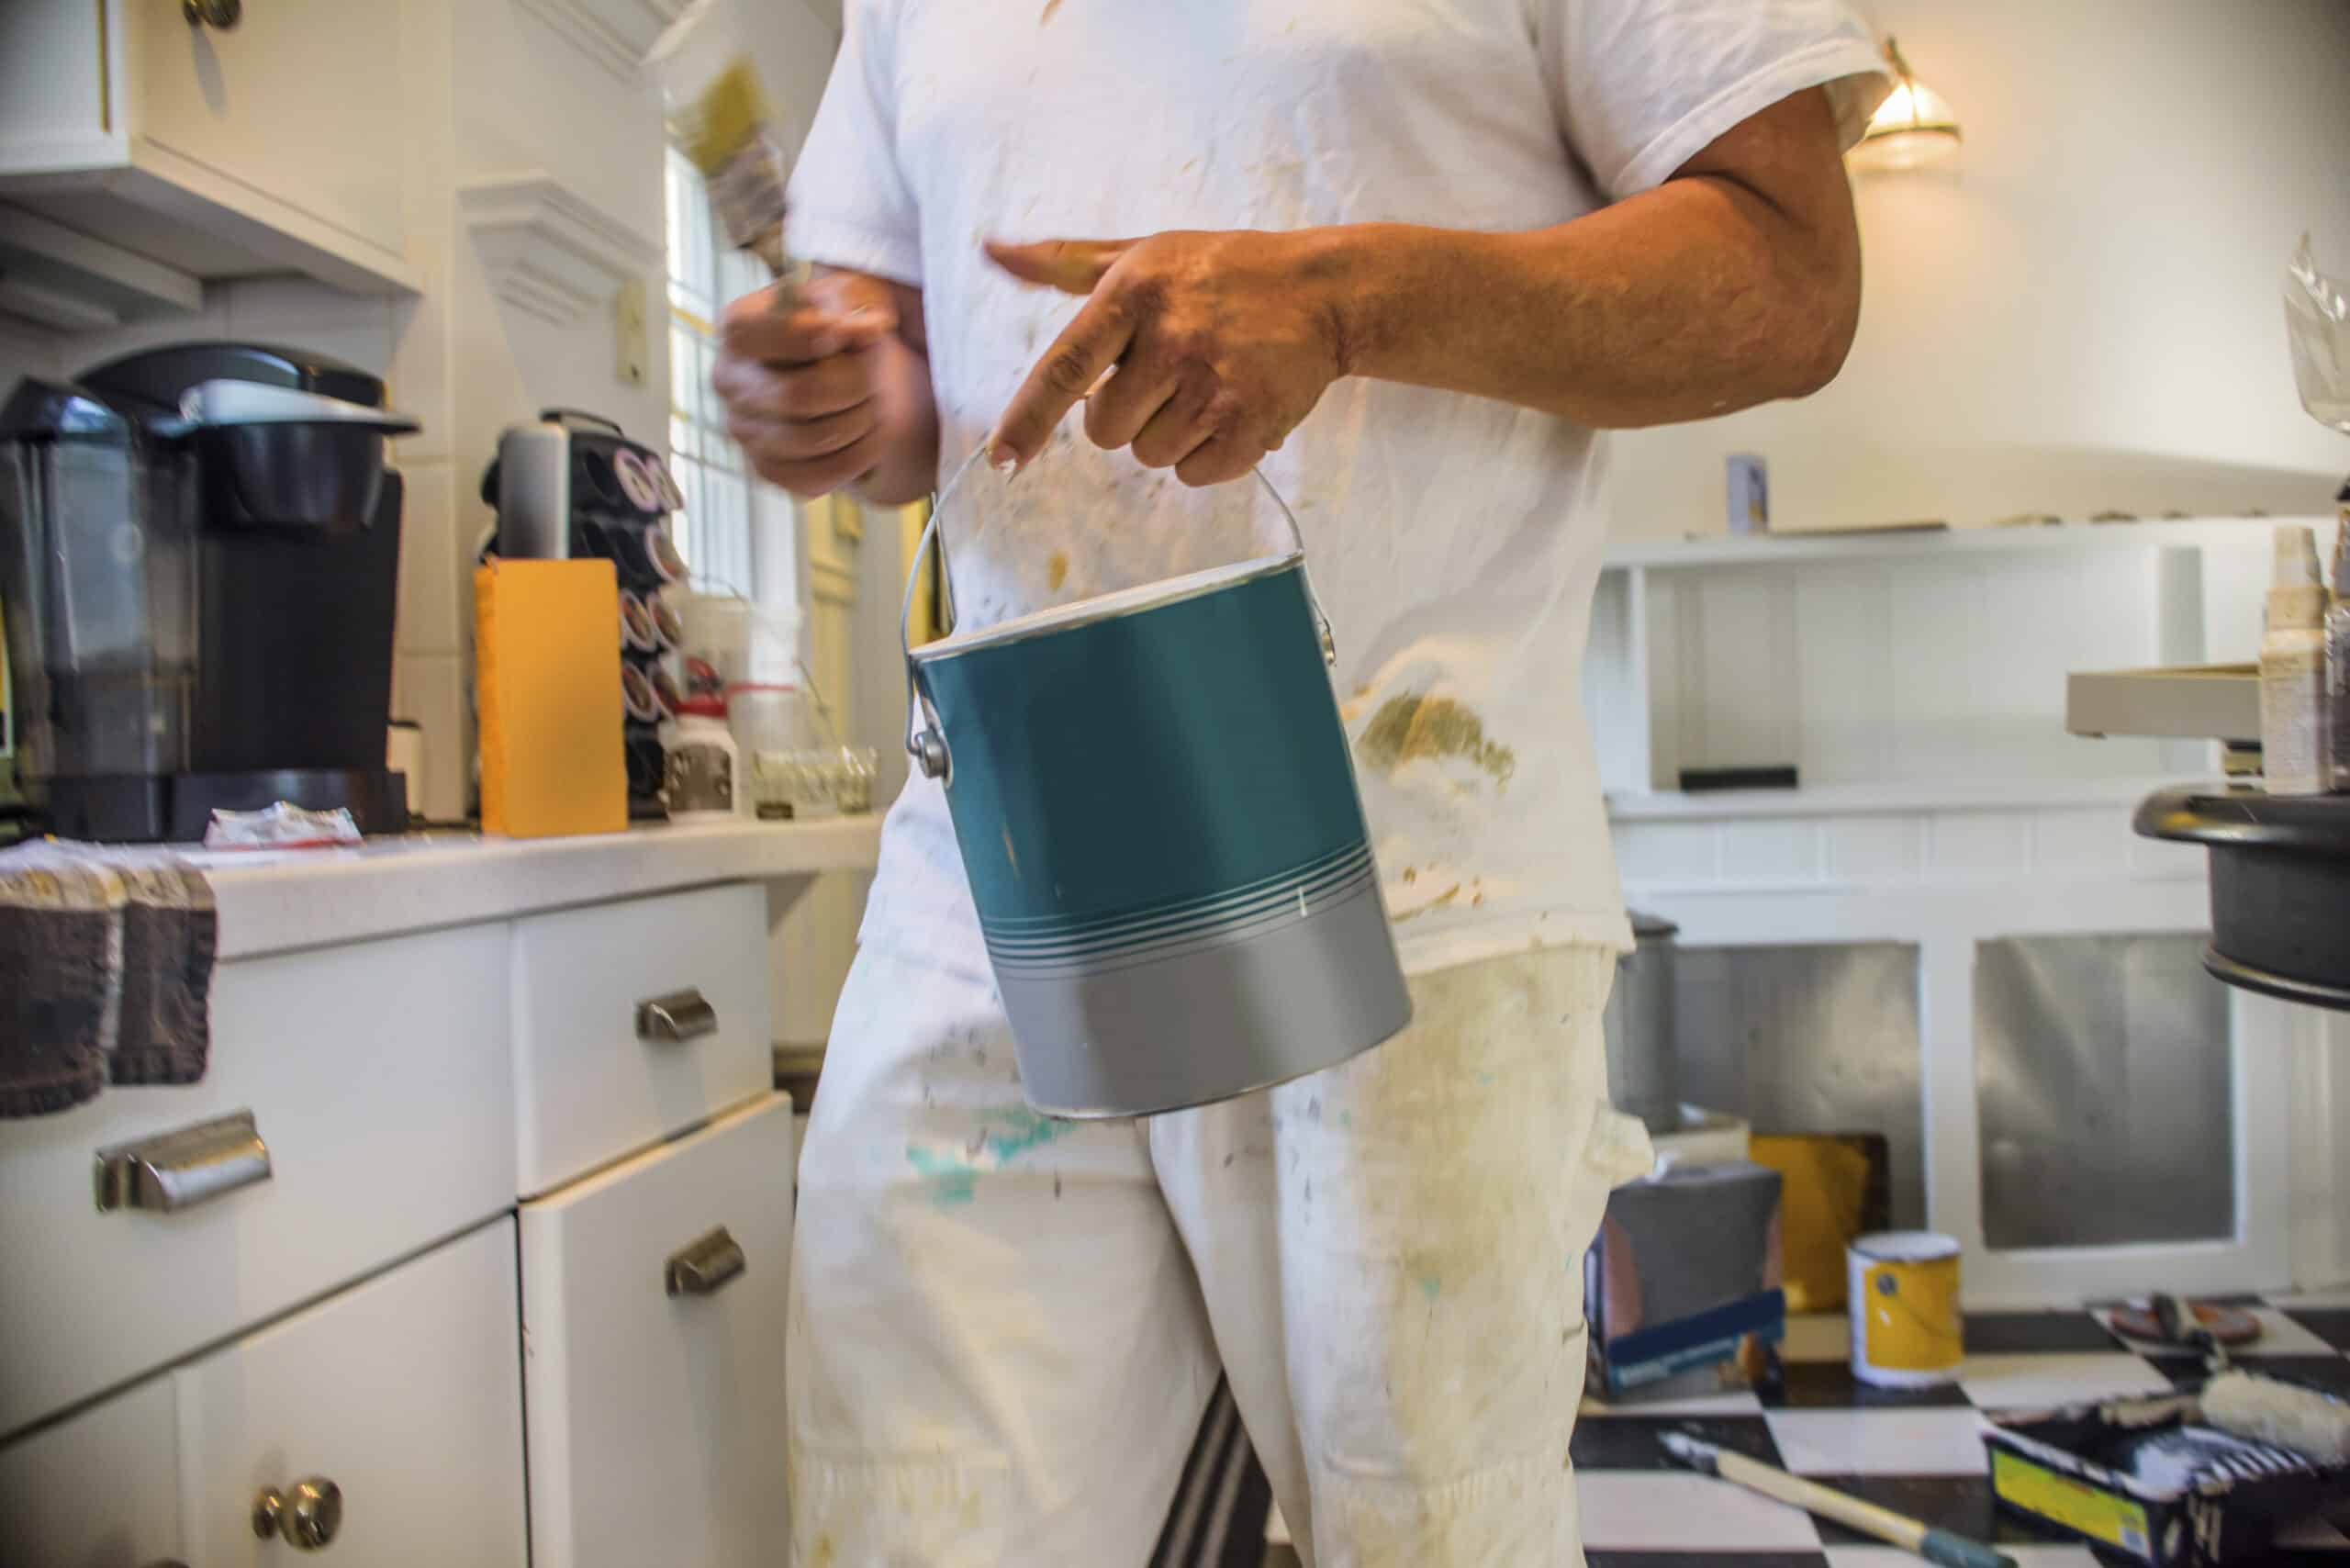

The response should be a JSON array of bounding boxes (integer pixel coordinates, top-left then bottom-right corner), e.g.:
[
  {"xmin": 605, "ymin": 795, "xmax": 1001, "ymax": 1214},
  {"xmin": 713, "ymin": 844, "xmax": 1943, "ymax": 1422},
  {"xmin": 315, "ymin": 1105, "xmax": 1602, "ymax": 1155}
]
[
  {"xmin": 1323, "ymin": 85, "xmax": 1862, "ymax": 431},
  {"xmin": 1326, "ymin": 177, "xmax": 1858, "ymax": 430}
]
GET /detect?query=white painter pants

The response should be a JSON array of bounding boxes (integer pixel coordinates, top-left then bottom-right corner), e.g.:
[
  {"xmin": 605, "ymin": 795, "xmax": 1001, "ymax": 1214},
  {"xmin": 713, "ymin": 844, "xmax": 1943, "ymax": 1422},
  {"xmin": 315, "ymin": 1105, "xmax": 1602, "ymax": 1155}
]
[{"xmin": 788, "ymin": 940, "xmax": 1654, "ymax": 1567}]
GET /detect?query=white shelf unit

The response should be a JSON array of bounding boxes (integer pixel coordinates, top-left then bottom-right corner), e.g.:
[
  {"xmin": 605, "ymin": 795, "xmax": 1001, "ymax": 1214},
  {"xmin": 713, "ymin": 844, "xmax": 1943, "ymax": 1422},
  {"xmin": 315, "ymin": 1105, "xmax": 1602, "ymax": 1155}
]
[
  {"xmin": 1583, "ymin": 513, "xmax": 2350, "ymax": 1304},
  {"xmin": 1586, "ymin": 516, "xmax": 2339, "ymax": 808}
]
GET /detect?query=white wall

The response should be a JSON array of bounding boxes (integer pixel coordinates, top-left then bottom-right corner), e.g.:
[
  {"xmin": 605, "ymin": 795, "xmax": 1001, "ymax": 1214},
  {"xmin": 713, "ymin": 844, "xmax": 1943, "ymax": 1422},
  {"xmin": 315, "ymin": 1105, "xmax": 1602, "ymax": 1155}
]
[{"xmin": 1611, "ymin": 0, "xmax": 2350, "ymax": 538}]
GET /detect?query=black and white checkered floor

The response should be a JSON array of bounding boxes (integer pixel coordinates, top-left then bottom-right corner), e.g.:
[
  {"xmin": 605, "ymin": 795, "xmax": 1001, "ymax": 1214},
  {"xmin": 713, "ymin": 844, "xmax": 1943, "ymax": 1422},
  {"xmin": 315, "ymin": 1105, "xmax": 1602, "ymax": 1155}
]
[{"xmin": 1567, "ymin": 1294, "xmax": 2350, "ymax": 1565}]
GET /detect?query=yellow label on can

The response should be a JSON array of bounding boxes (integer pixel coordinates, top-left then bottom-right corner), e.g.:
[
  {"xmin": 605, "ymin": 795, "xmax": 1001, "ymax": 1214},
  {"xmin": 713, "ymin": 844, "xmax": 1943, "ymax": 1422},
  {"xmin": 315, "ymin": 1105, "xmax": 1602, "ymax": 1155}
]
[
  {"xmin": 1991, "ymin": 1450, "xmax": 2153, "ymax": 1556},
  {"xmin": 1861, "ymin": 1252, "xmax": 1962, "ymax": 1372}
]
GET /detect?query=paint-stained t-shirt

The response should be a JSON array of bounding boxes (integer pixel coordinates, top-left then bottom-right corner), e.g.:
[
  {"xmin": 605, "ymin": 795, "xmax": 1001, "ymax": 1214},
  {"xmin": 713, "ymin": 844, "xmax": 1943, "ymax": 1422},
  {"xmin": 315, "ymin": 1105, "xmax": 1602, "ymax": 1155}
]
[{"xmin": 789, "ymin": 0, "xmax": 1887, "ymax": 974}]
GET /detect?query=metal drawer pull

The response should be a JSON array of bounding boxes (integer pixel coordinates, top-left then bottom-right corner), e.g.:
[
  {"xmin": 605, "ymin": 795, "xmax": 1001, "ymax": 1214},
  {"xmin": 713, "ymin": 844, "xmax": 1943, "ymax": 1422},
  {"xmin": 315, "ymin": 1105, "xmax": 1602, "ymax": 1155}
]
[
  {"xmin": 183, "ymin": 0, "xmax": 242, "ymax": 28},
  {"xmin": 253, "ymin": 1476, "xmax": 342, "ymax": 1550},
  {"xmin": 637, "ymin": 988, "xmax": 719, "ymax": 1044},
  {"xmin": 95, "ymin": 1110, "xmax": 272, "ymax": 1214},
  {"xmin": 666, "ymin": 1226, "xmax": 747, "ymax": 1297}
]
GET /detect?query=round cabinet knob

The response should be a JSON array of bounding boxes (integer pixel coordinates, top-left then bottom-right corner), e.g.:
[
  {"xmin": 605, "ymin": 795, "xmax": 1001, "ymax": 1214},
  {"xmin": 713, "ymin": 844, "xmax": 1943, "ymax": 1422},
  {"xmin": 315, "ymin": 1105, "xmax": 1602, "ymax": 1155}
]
[
  {"xmin": 182, "ymin": 0, "xmax": 243, "ymax": 28},
  {"xmin": 252, "ymin": 1477, "xmax": 343, "ymax": 1550}
]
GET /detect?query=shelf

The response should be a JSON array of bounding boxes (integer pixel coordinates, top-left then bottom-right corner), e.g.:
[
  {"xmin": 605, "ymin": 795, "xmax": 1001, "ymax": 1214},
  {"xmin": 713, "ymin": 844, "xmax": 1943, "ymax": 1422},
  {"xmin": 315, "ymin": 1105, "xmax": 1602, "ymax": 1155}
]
[
  {"xmin": 1602, "ymin": 515, "xmax": 2333, "ymax": 572},
  {"xmin": 1606, "ymin": 775, "xmax": 2209, "ymax": 822}
]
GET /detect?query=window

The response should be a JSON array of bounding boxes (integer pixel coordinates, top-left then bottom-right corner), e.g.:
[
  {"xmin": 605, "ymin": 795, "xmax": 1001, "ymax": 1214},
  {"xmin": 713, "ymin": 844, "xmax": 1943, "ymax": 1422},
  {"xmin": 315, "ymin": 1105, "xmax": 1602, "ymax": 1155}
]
[{"xmin": 664, "ymin": 146, "xmax": 771, "ymax": 601}]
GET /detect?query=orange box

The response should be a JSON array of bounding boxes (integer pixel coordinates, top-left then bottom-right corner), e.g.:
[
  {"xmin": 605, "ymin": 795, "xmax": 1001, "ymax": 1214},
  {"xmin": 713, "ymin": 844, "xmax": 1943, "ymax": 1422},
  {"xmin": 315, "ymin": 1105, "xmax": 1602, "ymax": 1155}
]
[{"xmin": 475, "ymin": 558, "xmax": 626, "ymax": 838}]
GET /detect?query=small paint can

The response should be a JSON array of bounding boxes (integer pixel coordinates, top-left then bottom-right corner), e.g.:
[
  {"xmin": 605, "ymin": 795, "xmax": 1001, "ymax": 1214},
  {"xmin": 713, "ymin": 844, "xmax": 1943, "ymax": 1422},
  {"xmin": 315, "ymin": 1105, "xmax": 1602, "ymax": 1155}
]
[{"xmin": 1848, "ymin": 1230, "xmax": 1964, "ymax": 1387}]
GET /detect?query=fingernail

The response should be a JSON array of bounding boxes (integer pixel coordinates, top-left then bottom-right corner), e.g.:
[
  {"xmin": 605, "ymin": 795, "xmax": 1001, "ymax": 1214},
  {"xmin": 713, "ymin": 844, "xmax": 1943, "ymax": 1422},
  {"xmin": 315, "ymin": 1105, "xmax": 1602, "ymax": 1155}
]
[
  {"xmin": 846, "ymin": 305, "xmax": 878, "ymax": 322},
  {"xmin": 989, "ymin": 442, "xmax": 1021, "ymax": 477}
]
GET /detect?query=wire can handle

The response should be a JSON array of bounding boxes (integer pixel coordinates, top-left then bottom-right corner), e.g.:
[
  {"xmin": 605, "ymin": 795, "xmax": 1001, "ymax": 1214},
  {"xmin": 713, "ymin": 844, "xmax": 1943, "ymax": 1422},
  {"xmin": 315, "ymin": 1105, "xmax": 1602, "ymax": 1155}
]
[{"xmin": 900, "ymin": 445, "xmax": 1336, "ymax": 782}]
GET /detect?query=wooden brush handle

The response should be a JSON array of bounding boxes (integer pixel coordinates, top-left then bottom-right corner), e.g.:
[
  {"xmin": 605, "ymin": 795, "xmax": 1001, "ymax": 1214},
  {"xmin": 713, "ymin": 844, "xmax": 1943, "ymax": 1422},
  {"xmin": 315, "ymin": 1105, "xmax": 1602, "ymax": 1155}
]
[{"xmin": 1715, "ymin": 1450, "xmax": 2016, "ymax": 1568}]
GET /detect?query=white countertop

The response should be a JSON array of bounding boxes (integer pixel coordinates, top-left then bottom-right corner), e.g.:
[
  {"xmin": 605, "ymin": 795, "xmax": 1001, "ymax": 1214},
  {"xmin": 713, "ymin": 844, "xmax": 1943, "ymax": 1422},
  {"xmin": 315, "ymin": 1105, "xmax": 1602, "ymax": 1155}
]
[{"xmin": 196, "ymin": 816, "xmax": 885, "ymax": 960}]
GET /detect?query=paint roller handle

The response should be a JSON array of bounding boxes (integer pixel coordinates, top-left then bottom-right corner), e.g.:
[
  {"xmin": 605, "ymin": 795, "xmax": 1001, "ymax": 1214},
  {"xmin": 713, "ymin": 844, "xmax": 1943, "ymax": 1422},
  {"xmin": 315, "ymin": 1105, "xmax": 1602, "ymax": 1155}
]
[{"xmin": 1919, "ymin": 1531, "xmax": 2019, "ymax": 1568}]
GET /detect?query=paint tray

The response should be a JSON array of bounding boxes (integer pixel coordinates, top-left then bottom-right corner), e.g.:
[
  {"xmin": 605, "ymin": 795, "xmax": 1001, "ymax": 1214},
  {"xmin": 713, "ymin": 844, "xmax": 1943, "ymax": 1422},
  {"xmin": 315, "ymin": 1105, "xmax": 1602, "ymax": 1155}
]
[{"xmin": 1984, "ymin": 1389, "xmax": 2350, "ymax": 1565}]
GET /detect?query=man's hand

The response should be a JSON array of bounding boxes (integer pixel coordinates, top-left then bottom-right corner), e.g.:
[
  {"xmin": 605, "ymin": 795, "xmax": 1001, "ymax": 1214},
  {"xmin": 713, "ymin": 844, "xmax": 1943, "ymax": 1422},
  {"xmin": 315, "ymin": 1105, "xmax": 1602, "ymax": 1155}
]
[
  {"xmin": 713, "ymin": 269, "xmax": 937, "ymax": 503},
  {"xmin": 985, "ymin": 230, "xmax": 1352, "ymax": 487}
]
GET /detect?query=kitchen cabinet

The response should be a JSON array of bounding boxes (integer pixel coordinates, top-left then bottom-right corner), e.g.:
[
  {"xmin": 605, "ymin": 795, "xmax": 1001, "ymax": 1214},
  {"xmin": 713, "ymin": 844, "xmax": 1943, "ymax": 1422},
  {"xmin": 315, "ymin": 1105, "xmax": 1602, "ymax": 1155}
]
[
  {"xmin": 0, "ymin": 1376, "xmax": 184, "ymax": 1568},
  {"xmin": 176, "ymin": 1219, "xmax": 527, "ymax": 1568},
  {"xmin": 0, "ymin": 823, "xmax": 879, "ymax": 1566},
  {"xmin": 0, "ymin": 0, "xmax": 420, "ymax": 324},
  {"xmin": 520, "ymin": 1094, "xmax": 796, "ymax": 1568}
]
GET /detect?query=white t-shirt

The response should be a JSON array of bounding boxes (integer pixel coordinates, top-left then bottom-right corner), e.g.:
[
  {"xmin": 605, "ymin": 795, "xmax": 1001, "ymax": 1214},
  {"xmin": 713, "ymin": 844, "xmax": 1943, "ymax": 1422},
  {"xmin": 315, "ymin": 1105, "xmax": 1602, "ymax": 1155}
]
[{"xmin": 790, "ymin": 0, "xmax": 1886, "ymax": 978}]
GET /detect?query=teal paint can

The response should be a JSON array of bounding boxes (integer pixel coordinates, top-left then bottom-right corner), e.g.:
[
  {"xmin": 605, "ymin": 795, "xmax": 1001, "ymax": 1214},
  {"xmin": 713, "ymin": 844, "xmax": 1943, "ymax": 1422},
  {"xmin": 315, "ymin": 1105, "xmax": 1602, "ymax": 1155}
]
[{"xmin": 901, "ymin": 457, "xmax": 1411, "ymax": 1118}]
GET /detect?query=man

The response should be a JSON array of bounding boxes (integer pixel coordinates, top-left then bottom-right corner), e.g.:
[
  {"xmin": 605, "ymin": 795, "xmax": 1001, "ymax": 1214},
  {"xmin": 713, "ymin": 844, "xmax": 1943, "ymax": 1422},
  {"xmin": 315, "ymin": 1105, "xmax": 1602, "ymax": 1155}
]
[{"xmin": 715, "ymin": 4, "xmax": 1886, "ymax": 1562}]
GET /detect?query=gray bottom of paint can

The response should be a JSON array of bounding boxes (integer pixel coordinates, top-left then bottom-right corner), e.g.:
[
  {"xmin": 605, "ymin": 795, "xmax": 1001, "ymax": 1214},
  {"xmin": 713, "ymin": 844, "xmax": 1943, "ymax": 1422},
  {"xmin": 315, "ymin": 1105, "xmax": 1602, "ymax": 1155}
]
[{"xmin": 998, "ymin": 880, "xmax": 1413, "ymax": 1119}]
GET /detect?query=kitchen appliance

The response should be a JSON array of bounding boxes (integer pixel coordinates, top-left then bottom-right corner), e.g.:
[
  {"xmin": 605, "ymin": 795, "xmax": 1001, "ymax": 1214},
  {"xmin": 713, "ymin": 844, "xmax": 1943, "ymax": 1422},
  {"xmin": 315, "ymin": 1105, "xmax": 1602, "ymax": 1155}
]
[
  {"xmin": 1603, "ymin": 911, "xmax": 1683, "ymax": 1130},
  {"xmin": 902, "ymin": 451, "xmax": 1410, "ymax": 1118},
  {"xmin": 482, "ymin": 409, "xmax": 687, "ymax": 820},
  {"xmin": 0, "ymin": 342, "xmax": 419, "ymax": 841}
]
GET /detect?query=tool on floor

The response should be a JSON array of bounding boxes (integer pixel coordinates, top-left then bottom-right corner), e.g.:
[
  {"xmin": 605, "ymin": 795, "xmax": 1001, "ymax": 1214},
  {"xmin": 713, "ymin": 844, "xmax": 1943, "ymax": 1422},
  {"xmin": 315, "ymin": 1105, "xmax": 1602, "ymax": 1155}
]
[
  {"xmin": 2108, "ymin": 1294, "xmax": 2261, "ymax": 1356},
  {"xmin": 2200, "ymin": 1371, "xmax": 2350, "ymax": 1466},
  {"xmin": 1661, "ymin": 1431, "xmax": 2018, "ymax": 1568}
]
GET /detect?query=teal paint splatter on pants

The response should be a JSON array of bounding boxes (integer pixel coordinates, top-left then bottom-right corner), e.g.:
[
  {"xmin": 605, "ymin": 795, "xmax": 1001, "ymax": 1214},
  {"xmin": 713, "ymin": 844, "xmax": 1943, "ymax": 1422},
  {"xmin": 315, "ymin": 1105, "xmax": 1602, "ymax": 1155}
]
[
  {"xmin": 907, "ymin": 1146, "xmax": 978, "ymax": 1205},
  {"xmin": 907, "ymin": 1105, "xmax": 1080, "ymax": 1207}
]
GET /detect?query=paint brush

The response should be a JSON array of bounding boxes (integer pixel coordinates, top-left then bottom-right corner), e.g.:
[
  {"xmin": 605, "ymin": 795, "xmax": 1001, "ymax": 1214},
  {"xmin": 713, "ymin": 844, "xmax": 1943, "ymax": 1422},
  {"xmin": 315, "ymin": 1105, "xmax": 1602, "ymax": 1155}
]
[
  {"xmin": 645, "ymin": 1, "xmax": 807, "ymax": 301},
  {"xmin": 1660, "ymin": 1430, "xmax": 2018, "ymax": 1568}
]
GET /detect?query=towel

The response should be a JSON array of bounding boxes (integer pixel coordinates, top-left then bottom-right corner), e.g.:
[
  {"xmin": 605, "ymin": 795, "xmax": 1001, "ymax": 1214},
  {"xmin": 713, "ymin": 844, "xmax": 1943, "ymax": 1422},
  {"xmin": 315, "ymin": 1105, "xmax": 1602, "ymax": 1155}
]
[{"xmin": 0, "ymin": 842, "xmax": 216, "ymax": 1119}]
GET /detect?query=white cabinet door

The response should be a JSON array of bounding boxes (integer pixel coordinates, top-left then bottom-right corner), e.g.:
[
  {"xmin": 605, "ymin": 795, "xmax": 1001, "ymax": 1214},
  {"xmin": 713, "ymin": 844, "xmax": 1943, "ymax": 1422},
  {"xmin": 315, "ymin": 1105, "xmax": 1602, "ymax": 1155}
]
[
  {"xmin": 509, "ymin": 883, "xmax": 773, "ymax": 1196},
  {"xmin": 0, "ymin": 1375, "xmax": 182, "ymax": 1568},
  {"xmin": 175, "ymin": 1220, "xmax": 527, "ymax": 1568},
  {"xmin": 520, "ymin": 1094, "xmax": 794, "ymax": 1568},
  {"xmin": 125, "ymin": 0, "xmax": 408, "ymax": 258},
  {"xmin": 0, "ymin": 924, "xmax": 513, "ymax": 1439}
]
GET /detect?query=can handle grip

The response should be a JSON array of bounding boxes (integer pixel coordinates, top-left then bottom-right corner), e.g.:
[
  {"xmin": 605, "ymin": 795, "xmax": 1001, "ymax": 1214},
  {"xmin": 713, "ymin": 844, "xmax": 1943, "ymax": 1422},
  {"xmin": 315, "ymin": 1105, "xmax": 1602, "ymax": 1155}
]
[{"xmin": 899, "ymin": 443, "xmax": 1335, "ymax": 784}]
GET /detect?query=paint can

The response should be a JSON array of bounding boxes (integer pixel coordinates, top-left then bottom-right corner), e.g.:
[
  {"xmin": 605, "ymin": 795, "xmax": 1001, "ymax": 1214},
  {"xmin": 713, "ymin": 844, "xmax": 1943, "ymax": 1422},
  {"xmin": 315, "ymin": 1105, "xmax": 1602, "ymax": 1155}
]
[
  {"xmin": 1848, "ymin": 1230, "xmax": 1964, "ymax": 1387},
  {"xmin": 901, "ymin": 450, "xmax": 1412, "ymax": 1118}
]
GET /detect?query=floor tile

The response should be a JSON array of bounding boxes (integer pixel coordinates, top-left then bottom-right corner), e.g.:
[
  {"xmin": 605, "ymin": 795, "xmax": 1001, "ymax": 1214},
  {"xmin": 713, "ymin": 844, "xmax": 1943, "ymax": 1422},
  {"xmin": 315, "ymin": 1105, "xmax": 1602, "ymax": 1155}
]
[
  {"xmin": 1825, "ymin": 1549, "xmax": 2102, "ymax": 1568},
  {"xmin": 1781, "ymin": 1315, "xmax": 1852, "ymax": 1364},
  {"xmin": 1575, "ymin": 1472, "xmax": 1824, "ymax": 1552},
  {"xmin": 1765, "ymin": 1408, "xmax": 1990, "ymax": 1476},
  {"xmin": 2099, "ymin": 1305, "xmax": 2342, "ymax": 1360},
  {"xmin": 1589, "ymin": 1556, "xmax": 1828, "ymax": 1568},
  {"xmin": 1958, "ymin": 1352, "xmax": 2176, "ymax": 1413},
  {"xmin": 2277, "ymin": 1514, "xmax": 2350, "ymax": 1549},
  {"xmin": 2285, "ymin": 1306, "xmax": 2350, "ymax": 1351},
  {"xmin": 1572, "ymin": 1413, "xmax": 1781, "ymax": 1472},
  {"xmin": 1964, "ymin": 1312, "xmax": 2124, "ymax": 1354},
  {"xmin": 1761, "ymin": 1359, "xmax": 1972, "ymax": 1411},
  {"xmin": 1801, "ymin": 1474, "xmax": 2076, "ymax": 1548}
]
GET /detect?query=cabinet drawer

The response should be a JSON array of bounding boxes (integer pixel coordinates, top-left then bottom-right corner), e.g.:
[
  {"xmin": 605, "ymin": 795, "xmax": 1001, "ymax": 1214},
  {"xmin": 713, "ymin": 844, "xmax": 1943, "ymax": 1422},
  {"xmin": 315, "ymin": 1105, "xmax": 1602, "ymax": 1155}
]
[
  {"xmin": 0, "ymin": 1374, "xmax": 181, "ymax": 1568},
  {"xmin": 520, "ymin": 1093, "xmax": 794, "ymax": 1568},
  {"xmin": 0, "ymin": 924, "xmax": 513, "ymax": 1438},
  {"xmin": 510, "ymin": 883, "xmax": 772, "ymax": 1195},
  {"xmin": 177, "ymin": 1219, "xmax": 526, "ymax": 1568}
]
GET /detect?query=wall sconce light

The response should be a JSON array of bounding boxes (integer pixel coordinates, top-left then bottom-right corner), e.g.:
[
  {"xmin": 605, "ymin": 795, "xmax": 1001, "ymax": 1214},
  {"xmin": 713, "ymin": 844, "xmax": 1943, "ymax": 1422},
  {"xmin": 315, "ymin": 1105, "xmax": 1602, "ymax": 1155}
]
[{"xmin": 1849, "ymin": 38, "xmax": 1962, "ymax": 171}]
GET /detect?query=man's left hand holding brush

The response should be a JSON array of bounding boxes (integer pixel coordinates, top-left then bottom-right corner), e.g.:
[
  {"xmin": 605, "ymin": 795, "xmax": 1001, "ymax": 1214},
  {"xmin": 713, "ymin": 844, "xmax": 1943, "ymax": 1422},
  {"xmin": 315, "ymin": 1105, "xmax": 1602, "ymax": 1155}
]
[{"xmin": 713, "ymin": 271, "xmax": 937, "ymax": 504}]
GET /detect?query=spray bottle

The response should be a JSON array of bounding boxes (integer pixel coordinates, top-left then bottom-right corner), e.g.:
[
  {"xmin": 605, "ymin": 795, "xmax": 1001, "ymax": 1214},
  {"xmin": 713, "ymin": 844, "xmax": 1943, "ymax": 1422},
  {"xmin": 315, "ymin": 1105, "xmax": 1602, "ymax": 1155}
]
[{"xmin": 2263, "ymin": 523, "xmax": 2330, "ymax": 796}]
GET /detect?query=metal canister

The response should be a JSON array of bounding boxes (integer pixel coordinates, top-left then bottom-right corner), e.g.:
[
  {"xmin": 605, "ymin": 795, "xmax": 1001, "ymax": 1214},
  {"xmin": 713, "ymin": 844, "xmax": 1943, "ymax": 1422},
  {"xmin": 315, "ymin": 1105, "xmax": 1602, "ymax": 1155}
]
[
  {"xmin": 1603, "ymin": 911, "xmax": 1681, "ymax": 1128},
  {"xmin": 901, "ymin": 454, "xmax": 1411, "ymax": 1118}
]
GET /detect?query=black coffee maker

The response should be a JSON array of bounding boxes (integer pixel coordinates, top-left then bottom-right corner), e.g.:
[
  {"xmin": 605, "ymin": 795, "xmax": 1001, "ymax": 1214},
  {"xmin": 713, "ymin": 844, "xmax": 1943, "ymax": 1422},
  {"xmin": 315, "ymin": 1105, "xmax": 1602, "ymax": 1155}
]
[{"xmin": 0, "ymin": 342, "xmax": 419, "ymax": 841}]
